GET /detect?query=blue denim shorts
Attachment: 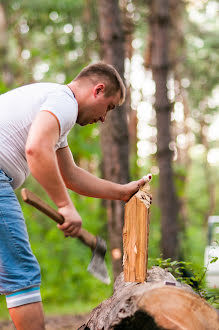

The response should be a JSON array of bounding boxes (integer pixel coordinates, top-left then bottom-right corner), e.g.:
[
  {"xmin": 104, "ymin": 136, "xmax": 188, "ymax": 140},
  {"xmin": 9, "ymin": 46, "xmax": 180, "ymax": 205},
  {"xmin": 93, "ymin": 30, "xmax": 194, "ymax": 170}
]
[{"xmin": 0, "ymin": 169, "xmax": 41, "ymax": 297}]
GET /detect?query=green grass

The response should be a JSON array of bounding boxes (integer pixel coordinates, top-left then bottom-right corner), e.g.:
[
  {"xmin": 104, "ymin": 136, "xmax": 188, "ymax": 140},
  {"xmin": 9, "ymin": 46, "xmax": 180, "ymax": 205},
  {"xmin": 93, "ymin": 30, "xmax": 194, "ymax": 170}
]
[{"xmin": 0, "ymin": 296, "xmax": 9, "ymax": 320}]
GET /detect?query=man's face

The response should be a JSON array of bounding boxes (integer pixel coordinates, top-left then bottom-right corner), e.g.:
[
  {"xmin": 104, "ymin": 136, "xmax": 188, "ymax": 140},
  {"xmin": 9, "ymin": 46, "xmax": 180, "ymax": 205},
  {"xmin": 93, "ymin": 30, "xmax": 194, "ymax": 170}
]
[{"xmin": 78, "ymin": 86, "xmax": 121, "ymax": 126}]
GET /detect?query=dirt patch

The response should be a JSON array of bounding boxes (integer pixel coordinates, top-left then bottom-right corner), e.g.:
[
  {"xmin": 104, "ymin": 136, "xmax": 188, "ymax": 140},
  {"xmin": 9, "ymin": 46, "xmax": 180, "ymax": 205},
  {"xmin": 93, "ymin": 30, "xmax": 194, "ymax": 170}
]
[{"xmin": 0, "ymin": 314, "xmax": 90, "ymax": 330}]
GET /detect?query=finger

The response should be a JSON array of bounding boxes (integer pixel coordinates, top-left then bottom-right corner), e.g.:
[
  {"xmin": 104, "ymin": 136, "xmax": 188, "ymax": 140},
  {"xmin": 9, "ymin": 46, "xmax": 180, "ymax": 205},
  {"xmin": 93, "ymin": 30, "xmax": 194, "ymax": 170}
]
[
  {"xmin": 136, "ymin": 174, "xmax": 152, "ymax": 190},
  {"xmin": 65, "ymin": 223, "xmax": 81, "ymax": 235},
  {"xmin": 67, "ymin": 228, "xmax": 80, "ymax": 238},
  {"xmin": 63, "ymin": 228, "xmax": 76, "ymax": 237},
  {"xmin": 58, "ymin": 222, "xmax": 75, "ymax": 231},
  {"xmin": 64, "ymin": 224, "xmax": 79, "ymax": 235},
  {"xmin": 57, "ymin": 223, "xmax": 68, "ymax": 230},
  {"xmin": 137, "ymin": 178, "xmax": 146, "ymax": 188},
  {"xmin": 71, "ymin": 224, "xmax": 82, "ymax": 235},
  {"xmin": 143, "ymin": 173, "xmax": 152, "ymax": 183}
]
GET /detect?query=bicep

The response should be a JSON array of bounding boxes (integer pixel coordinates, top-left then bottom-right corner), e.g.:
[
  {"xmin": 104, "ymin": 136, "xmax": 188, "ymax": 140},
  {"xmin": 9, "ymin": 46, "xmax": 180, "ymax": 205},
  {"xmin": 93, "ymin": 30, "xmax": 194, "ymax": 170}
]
[{"xmin": 26, "ymin": 111, "xmax": 60, "ymax": 150}]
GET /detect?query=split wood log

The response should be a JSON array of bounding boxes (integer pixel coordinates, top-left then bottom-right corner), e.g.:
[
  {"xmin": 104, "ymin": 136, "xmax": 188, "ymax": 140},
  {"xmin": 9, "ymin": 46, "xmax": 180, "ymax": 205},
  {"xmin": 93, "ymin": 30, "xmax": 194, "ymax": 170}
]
[
  {"xmin": 123, "ymin": 180, "xmax": 151, "ymax": 282},
  {"xmin": 79, "ymin": 267, "xmax": 219, "ymax": 330}
]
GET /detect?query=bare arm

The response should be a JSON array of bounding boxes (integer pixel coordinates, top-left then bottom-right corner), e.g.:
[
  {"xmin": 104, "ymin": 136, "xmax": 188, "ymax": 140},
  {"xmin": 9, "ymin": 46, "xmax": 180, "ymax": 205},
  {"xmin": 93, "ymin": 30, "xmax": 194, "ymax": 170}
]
[
  {"xmin": 26, "ymin": 111, "xmax": 71, "ymax": 206},
  {"xmin": 56, "ymin": 146, "xmax": 146, "ymax": 202},
  {"xmin": 26, "ymin": 111, "xmax": 82, "ymax": 236}
]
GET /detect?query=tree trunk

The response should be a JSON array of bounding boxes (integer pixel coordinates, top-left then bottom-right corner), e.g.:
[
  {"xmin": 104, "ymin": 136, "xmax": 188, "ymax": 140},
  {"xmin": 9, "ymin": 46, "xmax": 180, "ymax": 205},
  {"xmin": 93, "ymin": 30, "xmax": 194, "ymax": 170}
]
[
  {"xmin": 169, "ymin": 0, "xmax": 191, "ymax": 250},
  {"xmin": 97, "ymin": 0, "xmax": 130, "ymax": 278},
  {"xmin": 80, "ymin": 267, "xmax": 219, "ymax": 330},
  {"xmin": 120, "ymin": 0, "xmax": 139, "ymax": 178},
  {"xmin": 149, "ymin": 0, "xmax": 179, "ymax": 259},
  {"xmin": 0, "ymin": 2, "xmax": 13, "ymax": 88}
]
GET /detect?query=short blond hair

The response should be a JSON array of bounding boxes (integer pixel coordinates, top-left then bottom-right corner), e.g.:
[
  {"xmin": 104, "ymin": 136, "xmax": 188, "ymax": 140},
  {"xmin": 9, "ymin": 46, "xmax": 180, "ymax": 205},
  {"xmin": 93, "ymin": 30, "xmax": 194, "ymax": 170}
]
[{"xmin": 74, "ymin": 62, "xmax": 126, "ymax": 105}]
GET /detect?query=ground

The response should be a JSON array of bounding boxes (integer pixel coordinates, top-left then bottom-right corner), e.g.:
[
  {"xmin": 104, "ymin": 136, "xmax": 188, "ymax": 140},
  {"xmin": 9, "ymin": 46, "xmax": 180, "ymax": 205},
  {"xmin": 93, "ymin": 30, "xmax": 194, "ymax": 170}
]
[{"xmin": 0, "ymin": 314, "xmax": 90, "ymax": 330}]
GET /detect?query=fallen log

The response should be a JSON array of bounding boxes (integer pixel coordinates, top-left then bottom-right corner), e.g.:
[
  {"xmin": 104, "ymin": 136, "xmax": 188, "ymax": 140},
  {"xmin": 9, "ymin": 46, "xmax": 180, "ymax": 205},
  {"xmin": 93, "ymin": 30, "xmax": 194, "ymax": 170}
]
[{"xmin": 79, "ymin": 267, "xmax": 219, "ymax": 330}]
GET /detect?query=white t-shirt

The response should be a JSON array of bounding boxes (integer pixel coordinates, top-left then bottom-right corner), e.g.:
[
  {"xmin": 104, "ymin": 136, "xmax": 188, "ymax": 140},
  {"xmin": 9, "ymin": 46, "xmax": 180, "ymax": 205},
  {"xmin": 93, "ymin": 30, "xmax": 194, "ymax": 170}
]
[{"xmin": 0, "ymin": 83, "xmax": 78, "ymax": 189}]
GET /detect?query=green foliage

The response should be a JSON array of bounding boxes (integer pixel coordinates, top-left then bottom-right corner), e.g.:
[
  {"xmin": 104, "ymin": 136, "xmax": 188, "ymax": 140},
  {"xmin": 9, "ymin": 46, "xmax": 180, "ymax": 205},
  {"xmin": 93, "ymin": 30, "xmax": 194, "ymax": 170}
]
[
  {"xmin": 0, "ymin": 0, "xmax": 218, "ymax": 320},
  {"xmin": 18, "ymin": 177, "xmax": 113, "ymax": 305},
  {"xmin": 151, "ymin": 257, "xmax": 219, "ymax": 309},
  {"xmin": 185, "ymin": 18, "xmax": 219, "ymax": 115},
  {"xmin": 210, "ymin": 256, "xmax": 218, "ymax": 264},
  {"xmin": 1, "ymin": 0, "xmax": 99, "ymax": 90},
  {"xmin": 68, "ymin": 124, "xmax": 101, "ymax": 163}
]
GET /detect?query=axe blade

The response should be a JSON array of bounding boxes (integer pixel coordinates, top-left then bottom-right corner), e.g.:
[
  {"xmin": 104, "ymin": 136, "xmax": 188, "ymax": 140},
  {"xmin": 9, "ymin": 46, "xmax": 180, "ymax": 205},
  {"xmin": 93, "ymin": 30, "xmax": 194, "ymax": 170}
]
[{"xmin": 87, "ymin": 236, "xmax": 111, "ymax": 285}]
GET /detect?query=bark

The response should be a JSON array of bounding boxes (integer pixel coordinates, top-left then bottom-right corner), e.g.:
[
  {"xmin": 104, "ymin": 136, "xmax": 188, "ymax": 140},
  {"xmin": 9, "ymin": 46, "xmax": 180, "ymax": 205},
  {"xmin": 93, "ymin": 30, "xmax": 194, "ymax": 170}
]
[
  {"xmin": 149, "ymin": 0, "xmax": 179, "ymax": 259},
  {"xmin": 97, "ymin": 0, "xmax": 130, "ymax": 278},
  {"xmin": 80, "ymin": 267, "xmax": 219, "ymax": 330},
  {"xmin": 0, "ymin": 2, "xmax": 13, "ymax": 87},
  {"xmin": 83, "ymin": 0, "xmax": 93, "ymax": 61},
  {"xmin": 169, "ymin": 0, "xmax": 191, "ymax": 245},
  {"xmin": 120, "ymin": 1, "xmax": 138, "ymax": 176}
]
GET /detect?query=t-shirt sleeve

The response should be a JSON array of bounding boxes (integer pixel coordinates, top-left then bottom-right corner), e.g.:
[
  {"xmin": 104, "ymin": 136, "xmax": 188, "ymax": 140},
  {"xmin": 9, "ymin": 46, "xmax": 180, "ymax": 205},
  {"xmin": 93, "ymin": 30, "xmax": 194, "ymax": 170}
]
[
  {"xmin": 59, "ymin": 136, "xmax": 68, "ymax": 148},
  {"xmin": 39, "ymin": 90, "xmax": 78, "ymax": 139}
]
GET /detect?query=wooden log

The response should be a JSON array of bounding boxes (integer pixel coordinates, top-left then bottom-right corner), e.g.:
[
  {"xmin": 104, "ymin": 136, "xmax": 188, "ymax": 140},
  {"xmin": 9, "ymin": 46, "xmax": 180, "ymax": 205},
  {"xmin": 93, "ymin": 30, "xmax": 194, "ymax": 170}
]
[
  {"xmin": 79, "ymin": 267, "xmax": 219, "ymax": 330},
  {"xmin": 123, "ymin": 181, "xmax": 151, "ymax": 282}
]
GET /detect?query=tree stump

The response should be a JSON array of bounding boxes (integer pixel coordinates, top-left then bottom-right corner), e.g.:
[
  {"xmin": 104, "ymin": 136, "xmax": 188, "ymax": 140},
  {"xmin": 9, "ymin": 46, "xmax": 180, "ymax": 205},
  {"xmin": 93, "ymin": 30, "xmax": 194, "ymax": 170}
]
[{"xmin": 79, "ymin": 267, "xmax": 219, "ymax": 330}]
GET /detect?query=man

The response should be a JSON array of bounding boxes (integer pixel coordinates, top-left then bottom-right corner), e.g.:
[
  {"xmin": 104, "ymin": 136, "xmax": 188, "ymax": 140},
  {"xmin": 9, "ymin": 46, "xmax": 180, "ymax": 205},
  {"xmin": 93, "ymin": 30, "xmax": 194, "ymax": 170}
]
[{"xmin": 0, "ymin": 62, "xmax": 147, "ymax": 329}]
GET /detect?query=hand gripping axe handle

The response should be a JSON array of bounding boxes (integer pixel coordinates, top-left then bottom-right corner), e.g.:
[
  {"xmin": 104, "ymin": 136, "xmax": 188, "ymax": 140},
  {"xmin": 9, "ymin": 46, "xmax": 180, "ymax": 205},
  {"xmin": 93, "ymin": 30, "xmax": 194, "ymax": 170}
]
[{"xmin": 21, "ymin": 188, "xmax": 111, "ymax": 284}]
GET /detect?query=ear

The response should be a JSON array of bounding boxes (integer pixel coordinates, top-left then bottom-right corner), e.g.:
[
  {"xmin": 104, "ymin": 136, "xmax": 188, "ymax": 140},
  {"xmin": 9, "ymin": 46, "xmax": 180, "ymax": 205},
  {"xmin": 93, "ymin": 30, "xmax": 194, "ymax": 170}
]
[{"xmin": 94, "ymin": 83, "xmax": 105, "ymax": 98}]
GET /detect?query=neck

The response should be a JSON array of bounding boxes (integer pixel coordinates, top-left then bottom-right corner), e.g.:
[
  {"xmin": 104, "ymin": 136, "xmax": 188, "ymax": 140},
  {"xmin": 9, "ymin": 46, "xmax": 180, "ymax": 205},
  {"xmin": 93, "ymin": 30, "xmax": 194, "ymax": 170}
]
[
  {"xmin": 67, "ymin": 80, "xmax": 92, "ymax": 124},
  {"xmin": 67, "ymin": 81, "xmax": 78, "ymax": 99}
]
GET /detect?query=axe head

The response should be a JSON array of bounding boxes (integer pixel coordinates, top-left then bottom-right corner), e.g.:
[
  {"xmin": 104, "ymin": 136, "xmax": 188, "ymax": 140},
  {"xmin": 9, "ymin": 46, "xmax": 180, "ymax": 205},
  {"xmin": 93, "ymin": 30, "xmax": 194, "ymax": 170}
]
[{"xmin": 87, "ymin": 236, "xmax": 111, "ymax": 285}]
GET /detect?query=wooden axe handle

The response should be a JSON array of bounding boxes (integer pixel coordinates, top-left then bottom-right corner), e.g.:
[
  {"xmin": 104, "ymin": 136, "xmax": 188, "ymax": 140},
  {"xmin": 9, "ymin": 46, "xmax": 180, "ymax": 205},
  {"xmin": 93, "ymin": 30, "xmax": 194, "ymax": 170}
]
[{"xmin": 21, "ymin": 188, "xmax": 97, "ymax": 250}]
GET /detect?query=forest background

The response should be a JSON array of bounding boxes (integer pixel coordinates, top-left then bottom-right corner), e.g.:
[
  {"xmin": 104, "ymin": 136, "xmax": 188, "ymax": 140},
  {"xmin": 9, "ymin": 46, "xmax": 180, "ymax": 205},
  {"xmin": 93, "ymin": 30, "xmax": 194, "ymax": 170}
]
[{"xmin": 0, "ymin": 0, "xmax": 218, "ymax": 320}]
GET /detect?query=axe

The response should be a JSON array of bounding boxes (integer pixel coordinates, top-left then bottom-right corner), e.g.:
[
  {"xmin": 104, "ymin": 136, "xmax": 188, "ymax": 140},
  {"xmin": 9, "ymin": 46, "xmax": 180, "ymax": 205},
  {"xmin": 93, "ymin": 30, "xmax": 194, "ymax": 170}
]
[{"xmin": 21, "ymin": 188, "xmax": 111, "ymax": 285}]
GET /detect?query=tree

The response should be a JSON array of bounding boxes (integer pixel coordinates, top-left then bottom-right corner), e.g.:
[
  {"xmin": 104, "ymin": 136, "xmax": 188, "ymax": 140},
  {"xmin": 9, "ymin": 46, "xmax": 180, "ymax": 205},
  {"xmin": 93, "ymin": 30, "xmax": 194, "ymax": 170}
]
[
  {"xmin": 97, "ymin": 0, "xmax": 130, "ymax": 278},
  {"xmin": 0, "ymin": 1, "xmax": 13, "ymax": 89},
  {"xmin": 148, "ymin": 0, "xmax": 179, "ymax": 259}
]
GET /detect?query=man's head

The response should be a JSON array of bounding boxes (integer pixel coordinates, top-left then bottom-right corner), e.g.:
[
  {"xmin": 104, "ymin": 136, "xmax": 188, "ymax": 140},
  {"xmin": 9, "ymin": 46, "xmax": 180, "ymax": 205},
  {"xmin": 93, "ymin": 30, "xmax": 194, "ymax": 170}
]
[
  {"xmin": 68, "ymin": 62, "xmax": 126, "ymax": 126},
  {"xmin": 74, "ymin": 62, "xmax": 126, "ymax": 106}
]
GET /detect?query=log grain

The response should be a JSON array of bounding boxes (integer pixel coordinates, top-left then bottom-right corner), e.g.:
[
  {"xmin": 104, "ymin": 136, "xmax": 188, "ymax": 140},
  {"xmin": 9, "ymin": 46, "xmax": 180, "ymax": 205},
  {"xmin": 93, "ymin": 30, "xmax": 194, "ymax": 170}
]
[
  {"xmin": 79, "ymin": 267, "xmax": 219, "ymax": 330},
  {"xmin": 123, "ymin": 182, "xmax": 151, "ymax": 282}
]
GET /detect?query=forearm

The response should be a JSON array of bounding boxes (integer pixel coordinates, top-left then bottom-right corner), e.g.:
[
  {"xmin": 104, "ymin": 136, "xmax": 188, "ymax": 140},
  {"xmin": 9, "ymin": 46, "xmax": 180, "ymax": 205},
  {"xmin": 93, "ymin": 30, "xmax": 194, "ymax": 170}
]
[
  {"xmin": 63, "ymin": 165, "xmax": 124, "ymax": 200},
  {"xmin": 57, "ymin": 147, "xmax": 147, "ymax": 203}
]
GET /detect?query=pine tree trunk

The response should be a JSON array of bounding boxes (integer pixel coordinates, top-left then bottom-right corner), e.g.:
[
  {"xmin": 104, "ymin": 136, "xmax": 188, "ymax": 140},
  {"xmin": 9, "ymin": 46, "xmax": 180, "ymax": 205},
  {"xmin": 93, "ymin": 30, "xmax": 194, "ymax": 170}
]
[
  {"xmin": 0, "ymin": 2, "xmax": 13, "ymax": 87},
  {"xmin": 149, "ymin": 0, "xmax": 179, "ymax": 259},
  {"xmin": 120, "ymin": 0, "xmax": 139, "ymax": 178},
  {"xmin": 97, "ymin": 0, "xmax": 130, "ymax": 278}
]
